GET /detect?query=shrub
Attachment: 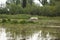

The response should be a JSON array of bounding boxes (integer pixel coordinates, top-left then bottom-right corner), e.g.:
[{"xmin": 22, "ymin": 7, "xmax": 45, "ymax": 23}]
[
  {"xmin": 55, "ymin": 3, "xmax": 60, "ymax": 16},
  {"xmin": 2, "ymin": 19, "xmax": 7, "ymax": 23},
  {"xmin": 20, "ymin": 20, "xmax": 27, "ymax": 24},
  {"xmin": 7, "ymin": 19, "xmax": 11, "ymax": 22},
  {"xmin": 20, "ymin": 19, "xmax": 36, "ymax": 24},
  {"xmin": 11, "ymin": 20, "xmax": 18, "ymax": 24}
]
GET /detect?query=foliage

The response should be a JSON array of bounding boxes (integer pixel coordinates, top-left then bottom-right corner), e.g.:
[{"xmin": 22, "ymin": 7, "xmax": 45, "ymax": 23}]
[
  {"xmin": 54, "ymin": 2, "xmax": 60, "ymax": 16},
  {"xmin": 8, "ymin": 4, "xmax": 23, "ymax": 14},
  {"xmin": 7, "ymin": 18, "xmax": 11, "ymax": 22},
  {"xmin": 2, "ymin": 18, "xmax": 7, "ymax": 23},
  {"xmin": 11, "ymin": 20, "xmax": 18, "ymax": 24},
  {"xmin": 0, "ymin": 0, "xmax": 60, "ymax": 16},
  {"xmin": 20, "ymin": 20, "xmax": 27, "ymax": 24},
  {"xmin": 22, "ymin": 0, "xmax": 27, "ymax": 8},
  {"xmin": 6, "ymin": 0, "xmax": 21, "ymax": 5}
]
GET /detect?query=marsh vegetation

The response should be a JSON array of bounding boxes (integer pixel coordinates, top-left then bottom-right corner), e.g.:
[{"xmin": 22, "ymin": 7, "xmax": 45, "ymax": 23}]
[{"xmin": 0, "ymin": 14, "xmax": 60, "ymax": 40}]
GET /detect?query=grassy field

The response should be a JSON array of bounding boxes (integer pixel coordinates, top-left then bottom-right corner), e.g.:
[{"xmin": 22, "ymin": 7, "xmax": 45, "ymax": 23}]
[{"xmin": 0, "ymin": 14, "xmax": 60, "ymax": 38}]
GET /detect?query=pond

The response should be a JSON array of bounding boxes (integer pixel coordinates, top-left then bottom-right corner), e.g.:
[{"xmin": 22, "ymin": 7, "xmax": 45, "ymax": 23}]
[{"xmin": 0, "ymin": 27, "xmax": 59, "ymax": 40}]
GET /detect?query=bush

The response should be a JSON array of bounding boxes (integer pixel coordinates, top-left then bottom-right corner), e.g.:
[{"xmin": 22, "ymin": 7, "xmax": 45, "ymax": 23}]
[
  {"xmin": 7, "ymin": 19, "xmax": 11, "ymax": 22},
  {"xmin": 0, "ymin": 1, "xmax": 60, "ymax": 17},
  {"xmin": 20, "ymin": 20, "xmax": 27, "ymax": 24},
  {"xmin": 54, "ymin": 3, "xmax": 60, "ymax": 16},
  {"xmin": 20, "ymin": 19, "xmax": 36, "ymax": 24},
  {"xmin": 2, "ymin": 19, "xmax": 7, "ymax": 23},
  {"xmin": 11, "ymin": 20, "xmax": 18, "ymax": 24}
]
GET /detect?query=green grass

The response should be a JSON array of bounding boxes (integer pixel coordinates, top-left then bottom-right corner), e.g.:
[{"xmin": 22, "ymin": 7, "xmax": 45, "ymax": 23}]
[{"xmin": 0, "ymin": 14, "xmax": 31, "ymax": 19}]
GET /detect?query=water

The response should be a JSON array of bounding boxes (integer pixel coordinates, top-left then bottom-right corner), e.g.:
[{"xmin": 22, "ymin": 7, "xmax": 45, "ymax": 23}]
[
  {"xmin": 0, "ymin": 28, "xmax": 7, "ymax": 40},
  {"xmin": 0, "ymin": 28, "xmax": 56, "ymax": 40},
  {"xmin": 0, "ymin": 28, "xmax": 14, "ymax": 40},
  {"xmin": 26, "ymin": 30, "xmax": 55, "ymax": 40},
  {"xmin": 46, "ymin": 32, "xmax": 52, "ymax": 40}
]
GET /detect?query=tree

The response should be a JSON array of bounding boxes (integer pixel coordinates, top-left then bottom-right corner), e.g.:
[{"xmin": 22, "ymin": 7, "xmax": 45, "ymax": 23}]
[
  {"xmin": 6, "ymin": 0, "xmax": 16, "ymax": 4},
  {"xmin": 27, "ymin": 0, "xmax": 33, "ymax": 5},
  {"xmin": 42, "ymin": 0, "xmax": 47, "ymax": 5},
  {"xmin": 6, "ymin": 0, "xmax": 21, "ymax": 5},
  {"xmin": 5, "ymin": 3, "xmax": 23, "ymax": 14},
  {"xmin": 22, "ymin": 0, "xmax": 27, "ymax": 8},
  {"xmin": 16, "ymin": 0, "xmax": 21, "ymax": 5}
]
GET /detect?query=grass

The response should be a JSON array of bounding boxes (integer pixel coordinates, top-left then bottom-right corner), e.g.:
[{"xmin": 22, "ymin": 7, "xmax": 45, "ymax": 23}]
[
  {"xmin": 0, "ymin": 14, "xmax": 60, "ymax": 38},
  {"xmin": 0, "ymin": 14, "xmax": 31, "ymax": 19}
]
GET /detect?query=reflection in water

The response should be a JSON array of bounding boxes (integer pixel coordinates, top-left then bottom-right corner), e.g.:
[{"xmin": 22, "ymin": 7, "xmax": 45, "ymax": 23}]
[
  {"xmin": 0, "ymin": 28, "xmax": 14, "ymax": 40},
  {"xmin": 46, "ymin": 32, "xmax": 52, "ymax": 40},
  {"xmin": 0, "ymin": 28, "xmax": 7, "ymax": 40},
  {"xmin": 26, "ymin": 30, "xmax": 54, "ymax": 40},
  {"xmin": 7, "ymin": 32, "xmax": 14, "ymax": 40},
  {"xmin": 0, "ymin": 28, "xmax": 56, "ymax": 40}
]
